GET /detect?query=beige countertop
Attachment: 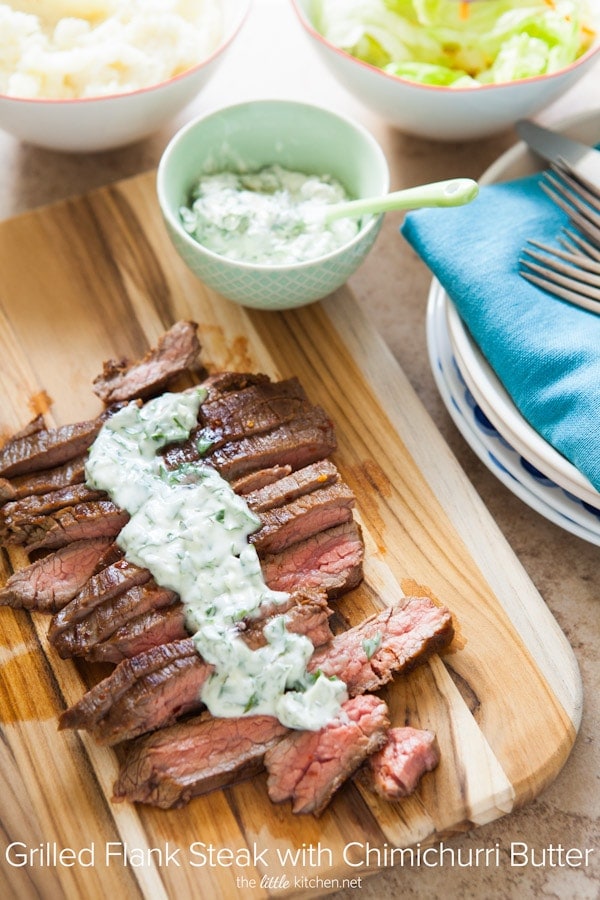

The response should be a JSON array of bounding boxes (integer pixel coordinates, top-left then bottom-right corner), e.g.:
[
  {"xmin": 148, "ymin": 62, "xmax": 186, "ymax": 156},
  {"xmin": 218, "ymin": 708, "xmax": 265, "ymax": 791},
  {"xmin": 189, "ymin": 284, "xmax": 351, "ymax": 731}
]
[{"xmin": 0, "ymin": 3, "xmax": 598, "ymax": 899}]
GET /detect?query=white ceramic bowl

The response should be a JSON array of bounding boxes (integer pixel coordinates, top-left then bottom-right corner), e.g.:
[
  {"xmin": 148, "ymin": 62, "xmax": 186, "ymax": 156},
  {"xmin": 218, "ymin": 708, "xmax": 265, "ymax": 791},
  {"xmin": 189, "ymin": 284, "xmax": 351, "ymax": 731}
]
[
  {"xmin": 0, "ymin": 0, "xmax": 250, "ymax": 153},
  {"xmin": 157, "ymin": 99, "xmax": 389, "ymax": 310},
  {"xmin": 291, "ymin": 0, "xmax": 600, "ymax": 141}
]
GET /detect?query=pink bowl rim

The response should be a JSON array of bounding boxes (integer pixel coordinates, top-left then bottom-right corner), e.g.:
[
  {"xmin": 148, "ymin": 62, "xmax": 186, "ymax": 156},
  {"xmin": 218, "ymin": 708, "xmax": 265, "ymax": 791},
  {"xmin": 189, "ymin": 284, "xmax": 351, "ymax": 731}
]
[
  {"xmin": 0, "ymin": 0, "xmax": 251, "ymax": 106},
  {"xmin": 291, "ymin": 0, "xmax": 600, "ymax": 94}
]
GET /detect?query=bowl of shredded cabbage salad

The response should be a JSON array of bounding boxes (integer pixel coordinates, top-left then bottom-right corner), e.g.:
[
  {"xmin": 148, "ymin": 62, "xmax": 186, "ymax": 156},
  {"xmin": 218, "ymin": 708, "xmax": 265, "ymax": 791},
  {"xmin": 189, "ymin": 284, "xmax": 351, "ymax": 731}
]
[{"xmin": 293, "ymin": 0, "xmax": 599, "ymax": 138}]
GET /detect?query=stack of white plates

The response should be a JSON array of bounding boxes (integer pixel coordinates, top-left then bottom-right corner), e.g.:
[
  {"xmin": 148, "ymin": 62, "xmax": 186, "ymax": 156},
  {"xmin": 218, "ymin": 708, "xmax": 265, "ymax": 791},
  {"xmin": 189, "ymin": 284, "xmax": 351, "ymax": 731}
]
[
  {"xmin": 423, "ymin": 109, "xmax": 600, "ymax": 546},
  {"xmin": 427, "ymin": 280, "xmax": 600, "ymax": 545}
]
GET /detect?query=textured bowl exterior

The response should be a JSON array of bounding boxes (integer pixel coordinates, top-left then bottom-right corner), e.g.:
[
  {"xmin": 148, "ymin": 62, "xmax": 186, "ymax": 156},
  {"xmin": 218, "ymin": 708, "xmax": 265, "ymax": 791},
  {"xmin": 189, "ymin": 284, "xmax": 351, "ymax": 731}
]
[
  {"xmin": 163, "ymin": 213, "xmax": 383, "ymax": 309},
  {"xmin": 157, "ymin": 99, "xmax": 389, "ymax": 310},
  {"xmin": 292, "ymin": 0, "xmax": 600, "ymax": 141},
  {"xmin": 0, "ymin": 0, "xmax": 250, "ymax": 152}
]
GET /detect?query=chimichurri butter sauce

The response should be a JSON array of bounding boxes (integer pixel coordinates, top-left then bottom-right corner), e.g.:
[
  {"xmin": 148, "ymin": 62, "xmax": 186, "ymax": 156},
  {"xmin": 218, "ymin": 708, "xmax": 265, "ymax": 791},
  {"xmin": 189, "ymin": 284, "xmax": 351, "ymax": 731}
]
[
  {"xmin": 85, "ymin": 389, "xmax": 348, "ymax": 730},
  {"xmin": 180, "ymin": 164, "xmax": 360, "ymax": 265}
]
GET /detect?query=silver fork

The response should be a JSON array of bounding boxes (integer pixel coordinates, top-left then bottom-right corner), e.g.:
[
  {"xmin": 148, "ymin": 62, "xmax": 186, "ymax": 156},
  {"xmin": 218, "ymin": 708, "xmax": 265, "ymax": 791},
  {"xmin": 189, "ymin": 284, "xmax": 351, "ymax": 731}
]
[
  {"xmin": 540, "ymin": 160, "xmax": 600, "ymax": 249},
  {"xmin": 520, "ymin": 161, "xmax": 600, "ymax": 314}
]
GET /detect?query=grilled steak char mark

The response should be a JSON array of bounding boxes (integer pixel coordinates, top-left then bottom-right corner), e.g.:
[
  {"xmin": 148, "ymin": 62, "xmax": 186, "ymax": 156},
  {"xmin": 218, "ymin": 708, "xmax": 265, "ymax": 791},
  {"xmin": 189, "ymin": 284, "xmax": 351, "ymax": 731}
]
[
  {"xmin": 190, "ymin": 377, "xmax": 311, "ymax": 455},
  {"xmin": 0, "ymin": 538, "xmax": 114, "ymax": 613},
  {"xmin": 92, "ymin": 320, "xmax": 201, "ymax": 404},
  {"xmin": 60, "ymin": 590, "xmax": 334, "ymax": 744},
  {"xmin": 113, "ymin": 713, "xmax": 288, "ymax": 809},
  {"xmin": 362, "ymin": 727, "xmax": 440, "ymax": 800},
  {"xmin": 0, "ymin": 411, "xmax": 114, "ymax": 479},
  {"xmin": 265, "ymin": 694, "xmax": 390, "ymax": 816},
  {"xmin": 112, "ymin": 596, "xmax": 453, "ymax": 808}
]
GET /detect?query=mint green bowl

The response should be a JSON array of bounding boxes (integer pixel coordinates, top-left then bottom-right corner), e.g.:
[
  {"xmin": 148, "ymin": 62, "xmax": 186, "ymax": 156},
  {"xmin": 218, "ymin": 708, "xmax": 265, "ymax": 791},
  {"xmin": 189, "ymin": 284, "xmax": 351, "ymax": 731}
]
[{"xmin": 156, "ymin": 100, "xmax": 389, "ymax": 310}]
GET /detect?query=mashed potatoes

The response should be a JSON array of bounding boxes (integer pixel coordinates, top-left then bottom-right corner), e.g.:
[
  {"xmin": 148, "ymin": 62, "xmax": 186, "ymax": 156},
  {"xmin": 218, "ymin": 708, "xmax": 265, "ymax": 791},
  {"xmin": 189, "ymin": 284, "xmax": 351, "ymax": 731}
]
[{"xmin": 0, "ymin": 1, "xmax": 223, "ymax": 99}]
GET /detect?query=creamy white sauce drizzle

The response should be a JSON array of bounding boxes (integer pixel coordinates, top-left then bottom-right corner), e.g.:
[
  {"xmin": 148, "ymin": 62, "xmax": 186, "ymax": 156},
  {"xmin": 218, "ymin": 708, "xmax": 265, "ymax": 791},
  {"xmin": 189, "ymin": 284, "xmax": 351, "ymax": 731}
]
[
  {"xmin": 180, "ymin": 164, "xmax": 360, "ymax": 265},
  {"xmin": 85, "ymin": 389, "xmax": 347, "ymax": 730}
]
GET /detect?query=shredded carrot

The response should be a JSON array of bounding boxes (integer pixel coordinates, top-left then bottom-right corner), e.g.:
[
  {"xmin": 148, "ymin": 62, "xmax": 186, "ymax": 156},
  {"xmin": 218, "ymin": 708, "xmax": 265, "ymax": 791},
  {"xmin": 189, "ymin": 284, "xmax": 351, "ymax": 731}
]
[{"xmin": 459, "ymin": 1, "xmax": 470, "ymax": 21}]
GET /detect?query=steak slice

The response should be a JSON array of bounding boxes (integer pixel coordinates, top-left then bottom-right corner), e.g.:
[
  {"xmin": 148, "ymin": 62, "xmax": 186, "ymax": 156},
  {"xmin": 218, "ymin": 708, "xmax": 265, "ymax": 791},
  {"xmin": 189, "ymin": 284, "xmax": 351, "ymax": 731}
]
[
  {"xmin": 92, "ymin": 320, "xmax": 201, "ymax": 403},
  {"xmin": 264, "ymin": 695, "xmax": 390, "ymax": 816},
  {"xmin": 113, "ymin": 596, "xmax": 452, "ymax": 808},
  {"xmin": 0, "ymin": 455, "xmax": 87, "ymax": 504},
  {"xmin": 0, "ymin": 483, "xmax": 106, "ymax": 540},
  {"xmin": 193, "ymin": 377, "xmax": 311, "ymax": 454},
  {"xmin": 3, "ymin": 500, "xmax": 128, "ymax": 552},
  {"xmin": 59, "ymin": 638, "xmax": 206, "ymax": 733},
  {"xmin": 361, "ymin": 727, "xmax": 440, "ymax": 800},
  {"xmin": 260, "ymin": 521, "xmax": 364, "ymax": 599},
  {"xmin": 0, "ymin": 538, "xmax": 114, "ymax": 613},
  {"xmin": 163, "ymin": 378, "xmax": 313, "ymax": 469},
  {"xmin": 250, "ymin": 481, "xmax": 355, "ymax": 555},
  {"xmin": 193, "ymin": 407, "xmax": 337, "ymax": 482},
  {"xmin": 231, "ymin": 465, "xmax": 293, "ymax": 495},
  {"xmin": 49, "ymin": 558, "xmax": 151, "ymax": 645},
  {"xmin": 201, "ymin": 372, "xmax": 270, "ymax": 403},
  {"xmin": 113, "ymin": 713, "xmax": 288, "ymax": 808},
  {"xmin": 307, "ymin": 597, "xmax": 454, "ymax": 695},
  {"xmin": 0, "ymin": 413, "xmax": 110, "ymax": 479},
  {"xmin": 60, "ymin": 591, "xmax": 333, "ymax": 741},
  {"xmin": 88, "ymin": 604, "xmax": 189, "ymax": 663},
  {"xmin": 51, "ymin": 582, "xmax": 178, "ymax": 658},
  {"xmin": 84, "ymin": 586, "xmax": 332, "ymax": 662},
  {"xmin": 245, "ymin": 460, "xmax": 340, "ymax": 513}
]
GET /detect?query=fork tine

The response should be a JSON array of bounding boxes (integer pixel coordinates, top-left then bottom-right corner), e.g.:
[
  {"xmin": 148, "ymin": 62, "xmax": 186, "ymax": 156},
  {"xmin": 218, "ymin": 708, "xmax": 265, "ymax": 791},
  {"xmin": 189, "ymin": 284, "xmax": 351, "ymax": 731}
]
[
  {"xmin": 559, "ymin": 228, "xmax": 600, "ymax": 262},
  {"xmin": 524, "ymin": 240, "xmax": 600, "ymax": 276},
  {"xmin": 540, "ymin": 181, "xmax": 600, "ymax": 249},
  {"xmin": 520, "ymin": 271, "xmax": 600, "ymax": 315},
  {"xmin": 520, "ymin": 257, "xmax": 600, "ymax": 299},
  {"xmin": 552, "ymin": 158, "xmax": 600, "ymax": 204}
]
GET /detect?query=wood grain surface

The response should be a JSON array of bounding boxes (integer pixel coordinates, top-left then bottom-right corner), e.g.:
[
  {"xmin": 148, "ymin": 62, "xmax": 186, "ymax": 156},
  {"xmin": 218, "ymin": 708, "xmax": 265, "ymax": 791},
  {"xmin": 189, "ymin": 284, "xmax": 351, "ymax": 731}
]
[{"xmin": 0, "ymin": 171, "xmax": 582, "ymax": 900}]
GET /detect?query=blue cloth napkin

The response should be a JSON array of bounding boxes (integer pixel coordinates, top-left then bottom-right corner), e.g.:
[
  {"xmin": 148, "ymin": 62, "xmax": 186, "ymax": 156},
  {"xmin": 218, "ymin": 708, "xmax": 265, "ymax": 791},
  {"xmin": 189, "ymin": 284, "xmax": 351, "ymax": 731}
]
[{"xmin": 401, "ymin": 173, "xmax": 600, "ymax": 493}]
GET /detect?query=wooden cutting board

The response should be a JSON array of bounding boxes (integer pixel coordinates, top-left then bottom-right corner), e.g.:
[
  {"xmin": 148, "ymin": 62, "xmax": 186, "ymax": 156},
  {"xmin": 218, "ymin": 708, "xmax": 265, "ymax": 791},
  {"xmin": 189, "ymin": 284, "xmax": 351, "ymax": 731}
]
[{"xmin": 0, "ymin": 172, "xmax": 581, "ymax": 900}]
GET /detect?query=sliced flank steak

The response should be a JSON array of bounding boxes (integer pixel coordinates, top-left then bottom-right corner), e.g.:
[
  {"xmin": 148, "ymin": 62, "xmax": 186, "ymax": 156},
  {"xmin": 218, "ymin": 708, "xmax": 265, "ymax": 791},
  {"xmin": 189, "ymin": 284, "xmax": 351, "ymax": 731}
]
[
  {"xmin": 307, "ymin": 596, "xmax": 454, "ymax": 695},
  {"xmin": 230, "ymin": 465, "xmax": 293, "ymax": 495},
  {"xmin": 0, "ymin": 538, "xmax": 114, "ymax": 613},
  {"xmin": 0, "ymin": 411, "xmax": 115, "ymax": 479},
  {"xmin": 112, "ymin": 596, "xmax": 452, "ymax": 808},
  {"xmin": 0, "ymin": 483, "xmax": 106, "ymax": 542},
  {"xmin": 260, "ymin": 521, "xmax": 364, "ymax": 599},
  {"xmin": 87, "ymin": 604, "xmax": 189, "ymax": 663},
  {"xmin": 113, "ymin": 713, "xmax": 288, "ymax": 809},
  {"xmin": 60, "ymin": 590, "xmax": 333, "ymax": 744},
  {"xmin": 250, "ymin": 481, "xmax": 355, "ymax": 555},
  {"xmin": 51, "ymin": 581, "xmax": 178, "ymax": 658},
  {"xmin": 0, "ymin": 455, "xmax": 87, "ymax": 504},
  {"xmin": 361, "ymin": 727, "xmax": 440, "ymax": 800},
  {"xmin": 92, "ymin": 320, "xmax": 201, "ymax": 404},
  {"xmin": 61, "ymin": 638, "xmax": 212, "ymax": 745},
  {"xmin": 5, "ymin": 500, "xmax": 129, "ymax": 553},
  {"xmin": 49, "ymin": 558, "xmax": 151, "ymax": 646},
  {"xmin": 244, "ymin": 459, "xmax": 340, "ymax": 513},
  {"xmin": 265, "ymin": 694, "xmax": 390, "ymax": 816}
]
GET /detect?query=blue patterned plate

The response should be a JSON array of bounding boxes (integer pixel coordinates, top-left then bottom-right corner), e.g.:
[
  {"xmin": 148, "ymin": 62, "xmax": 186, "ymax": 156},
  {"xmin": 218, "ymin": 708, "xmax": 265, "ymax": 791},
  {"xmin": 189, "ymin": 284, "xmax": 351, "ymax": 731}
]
[{"xmin": 426, "ymin": 279, "xmax": 600, "ymax": 546}]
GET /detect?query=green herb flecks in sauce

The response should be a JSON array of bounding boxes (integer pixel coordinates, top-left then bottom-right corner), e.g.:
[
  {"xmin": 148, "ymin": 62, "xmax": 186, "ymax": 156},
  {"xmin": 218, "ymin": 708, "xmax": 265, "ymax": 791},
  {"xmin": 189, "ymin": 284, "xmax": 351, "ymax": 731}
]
[{"xmin": 85, "ymin": 389, "xmax": 347, "ymax": 730}]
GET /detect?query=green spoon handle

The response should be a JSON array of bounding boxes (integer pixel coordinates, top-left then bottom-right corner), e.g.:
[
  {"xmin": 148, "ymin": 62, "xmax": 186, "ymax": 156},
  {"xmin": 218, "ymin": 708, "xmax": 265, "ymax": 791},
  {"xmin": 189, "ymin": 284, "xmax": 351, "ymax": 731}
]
[{"xmin": 323, "ymin": 177, "xmax": 479, "ymax": 223}]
